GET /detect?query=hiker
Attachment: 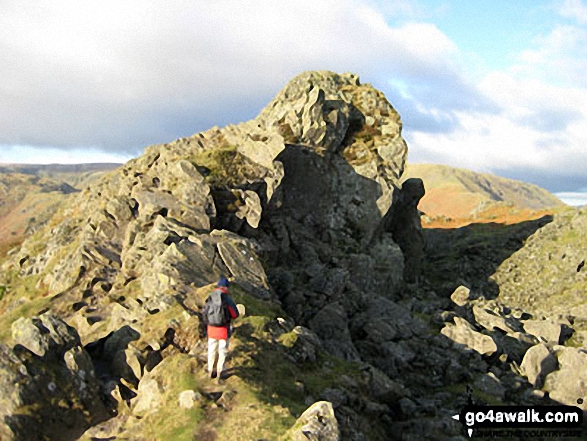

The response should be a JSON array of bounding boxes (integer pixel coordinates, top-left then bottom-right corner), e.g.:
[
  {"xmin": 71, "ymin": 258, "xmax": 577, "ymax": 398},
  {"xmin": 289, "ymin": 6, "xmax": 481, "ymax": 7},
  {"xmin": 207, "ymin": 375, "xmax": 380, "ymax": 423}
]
[{"xmin": 203, "ymin": 277, "xmax": 239, "ymax": 382}]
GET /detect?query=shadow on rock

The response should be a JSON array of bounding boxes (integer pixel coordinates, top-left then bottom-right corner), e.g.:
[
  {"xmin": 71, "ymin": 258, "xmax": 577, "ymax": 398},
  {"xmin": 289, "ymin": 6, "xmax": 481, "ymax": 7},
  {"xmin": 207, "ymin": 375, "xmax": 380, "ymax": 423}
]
[{"xmin": 422, "ymin": 215, "xmax": 553, "ymax": 299}]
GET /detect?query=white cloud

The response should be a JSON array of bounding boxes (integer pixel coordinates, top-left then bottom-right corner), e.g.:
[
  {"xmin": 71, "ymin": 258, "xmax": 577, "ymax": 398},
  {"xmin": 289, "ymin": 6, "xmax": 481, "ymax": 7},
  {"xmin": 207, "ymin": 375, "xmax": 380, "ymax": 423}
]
[
  {"xmin": 555, "ymin": 191, "xmax": 587, "ymax": 206},
  {"xmin": 408, "ymin": 70, "xmax": 587, "ymax": 177},
  {"xmin": 405, "ymin": 2, "xmax": 587, "ymax": 191},
  {"xmin": 0, "ymin": 0, "xmax": 467, "ymax": 157},
  {"xmin": 1, "ymin": 0, "xmax": 586, "ymax": 198},
  {"xmin": 559, "ymin": 0, "xmax": 587, "ymax": 24},
  {"xmin": 0, "ymin": 145, "xmax": 132, "ymax": 165}
]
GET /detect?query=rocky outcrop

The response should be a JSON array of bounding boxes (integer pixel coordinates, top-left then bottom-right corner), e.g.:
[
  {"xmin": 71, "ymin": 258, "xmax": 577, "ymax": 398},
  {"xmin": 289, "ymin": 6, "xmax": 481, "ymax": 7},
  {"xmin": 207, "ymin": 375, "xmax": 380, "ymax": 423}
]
[
  {"xmin": 492, "ymin": 208, "xmax": 587, "ymax": 319},
  {"xmin": 520, "ymin": 343, "xmax": 558, "ymax": 389},
  {"xmin": 0, "ymin": 314, "xmax": 109, "ymax": 441},
  {"xmin": 402, "ymin": 163, "xmax": 564, "ymax": 223},
  {"xmin": 285, "ymin": 401, "xmax": 340, "ymax": 441},
  {"xmin": 441, "ymin": 316, "xmax": 498, "ymax": 356},
  {"xmin": 0, "ymin": 71, "xmax": 494, "ymax": 441},
  {"xmin": 543, "ymin": 346, "xmax": 587, "ymax": 410},
  {"xmin": 380, "ymin": 177, "xmax": 425, "ymax": 282}
]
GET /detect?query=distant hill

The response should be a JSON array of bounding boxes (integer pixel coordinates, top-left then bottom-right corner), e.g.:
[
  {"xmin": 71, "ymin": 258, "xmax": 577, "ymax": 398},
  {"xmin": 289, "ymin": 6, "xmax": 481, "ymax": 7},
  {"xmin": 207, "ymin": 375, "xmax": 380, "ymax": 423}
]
[
  {"xmin": 0, "ymin": 163, "xmax": 120, "ymax": 258},
  {"xmin": 0, "ymin": 163, "xmax": 121, "ymax": 189},
  {"xmin": 402, "ymin": 163, "xmax": 565, "ymax": 226}
]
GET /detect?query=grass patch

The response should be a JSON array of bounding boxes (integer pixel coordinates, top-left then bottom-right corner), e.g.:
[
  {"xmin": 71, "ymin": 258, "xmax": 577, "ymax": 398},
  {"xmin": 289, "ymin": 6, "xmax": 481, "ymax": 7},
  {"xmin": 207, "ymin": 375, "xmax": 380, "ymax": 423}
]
[
  {"xmin": 130, "ymin": 354, "xmax": 206, "ymax": 441},
  {"xmin": 189, "ymin": 142, "xmax": 261, "ymax": 187},
  {"xmin": 229, "ymin": 284, "xmax": 284, "ymax": 320},
  {"xmin": 0, "ymin": 272, "xmax": 51, "ymax": 343},
  {"xmin": 0, "ymin": 296, "xmax": 50, "ymax": 343}
]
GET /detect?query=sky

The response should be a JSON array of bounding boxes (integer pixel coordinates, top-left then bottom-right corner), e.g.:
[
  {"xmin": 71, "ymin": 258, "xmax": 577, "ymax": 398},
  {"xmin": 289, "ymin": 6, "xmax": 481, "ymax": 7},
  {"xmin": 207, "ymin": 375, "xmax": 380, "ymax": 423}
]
[{"xmin": 1, "ymin": 0, "xmax": 586, "ymax": 205}]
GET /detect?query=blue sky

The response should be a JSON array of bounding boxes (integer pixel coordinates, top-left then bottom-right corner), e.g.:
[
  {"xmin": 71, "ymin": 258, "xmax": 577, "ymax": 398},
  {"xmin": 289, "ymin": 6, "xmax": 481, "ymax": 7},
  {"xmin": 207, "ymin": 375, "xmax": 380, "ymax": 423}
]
[{"xmin": 1, "ymin": 0, "xmax": 586, "ymax": 205}]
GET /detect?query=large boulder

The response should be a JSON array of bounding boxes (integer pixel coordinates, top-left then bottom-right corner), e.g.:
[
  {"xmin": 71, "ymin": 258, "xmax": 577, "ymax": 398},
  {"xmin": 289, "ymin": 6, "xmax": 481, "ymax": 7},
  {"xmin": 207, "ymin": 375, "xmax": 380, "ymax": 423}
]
[
  {"xmin": 1, "ymin": 314, "xmax": 109, "ymax": 441},
  {"xmin": 543, "ymin": 346, "xmax": 587, "ymax": 410},
  {"xmin": 520, "ymin": 343, "xmax": 558, "ymax": 389},
  {"xmin": 284, "ymin": 401, "xmax": 340, "ymax": 441},
  {"xmin": 441, "ymin": 317, "xmax": 498, "ymax": 356},
  {"xmin": 309, "ymin": 302, "xmax": 360, "ymax": 361},
  {"xmin": 11, "ymin": 313, "xmax": 80, "ymax": 358},
  {"xmin": 522, "ymin": 319, "xmax": 564, "ymax": 344}
]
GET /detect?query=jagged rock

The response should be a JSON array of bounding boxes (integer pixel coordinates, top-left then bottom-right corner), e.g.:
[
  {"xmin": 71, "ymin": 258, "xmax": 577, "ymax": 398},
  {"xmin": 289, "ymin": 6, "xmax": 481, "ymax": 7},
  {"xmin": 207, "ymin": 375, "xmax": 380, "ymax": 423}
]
[
  {"xmin": 522, "ymin": 319, "xmax": 564, "ymax": 344},
  {"xmin": 11, "ymin": 313, "xmax": 80, "ymax": 358},
  {"xmin": 285, "ymin": 401, "xmax": 340, "ymax": 441},
  {"xmin": 105, "ymin": 196, "xmax": 133, "ymax": 223},
  {"xmin": 520, "ymin": 343, "xmax": 558, "ymax": 388},
  {"xmin": 380, "ymin": 177, "xmax": 425, "ymax": 282},
  {"xmin": 473, "ymin": 372, "xmax": 506, "ymax": 400},
  {"xmin": 450, "ymin": 285, "xmax": 471, "ymax": 307},
  {"xmin": 1, "ymin": 316, "xmax": 109, "ymax": 441},
  {"xmin": 543, "ymin": 346, "xmax": 587, "ymax": 410},
  {"xmin": 290, "ymin": 326, "xmax": 323, "ymax": 363},
  {"xmin": 0, "ymin": 345, "xmax": 29, "ymax": 439},
  {"xmin": 233, "ymin": 189, "xmax": 263, "ymax": 228},
  {"xmin": 472, "ymin": 304, "xmax": 517, "ymax": 334},
  {"xmin": 212, "ymin": 230, "xmax": 270, "ymax": 299},
  {"xmin": 309, "ymin": 302, "xmax": 360, "ymax": 361},
  {"xmin": 365, "ymin": 365, "xmax": 410, "ymax": 405},
  {"xmin": 0, "ymin": 70, "xmax": 425, "ymax": 440},
  {"xmin": 441, "ymin": 317, "xmax": 498, "ymax": 356},
  {"xmin": 133, "ymin": 378, "xmax": 163, "ymax": 415}
]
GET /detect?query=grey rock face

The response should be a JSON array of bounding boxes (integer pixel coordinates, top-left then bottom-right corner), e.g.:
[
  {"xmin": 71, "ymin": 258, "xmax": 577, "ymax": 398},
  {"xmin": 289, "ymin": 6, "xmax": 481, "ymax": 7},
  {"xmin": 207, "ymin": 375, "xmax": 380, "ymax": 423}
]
[
  {"xmin": 309, "ymin": 302, "xmax": 360, "ymax": 361},
  {"xmin": 1, "ymin": 314, "xmax": 108, "ymax": 441},
  {"xmin": 492, "ymin": 208, "xmax": 587, "ymax": 318}
]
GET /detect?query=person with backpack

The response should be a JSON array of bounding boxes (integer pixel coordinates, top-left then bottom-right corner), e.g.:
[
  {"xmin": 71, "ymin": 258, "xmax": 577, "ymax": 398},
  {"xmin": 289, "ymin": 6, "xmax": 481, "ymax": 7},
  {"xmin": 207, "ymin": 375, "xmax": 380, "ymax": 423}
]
[{"xmin": 202, "ymin": 277, "xmax": 239, "ymax": 382}]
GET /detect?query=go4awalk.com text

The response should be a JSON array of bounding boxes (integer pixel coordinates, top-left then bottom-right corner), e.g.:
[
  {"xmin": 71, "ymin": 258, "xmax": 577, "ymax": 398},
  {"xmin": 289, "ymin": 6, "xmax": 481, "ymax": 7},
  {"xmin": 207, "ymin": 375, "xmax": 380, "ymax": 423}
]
[{"xmin": 452, "ymin": 405, "xmax": 584, "ymax": 438}]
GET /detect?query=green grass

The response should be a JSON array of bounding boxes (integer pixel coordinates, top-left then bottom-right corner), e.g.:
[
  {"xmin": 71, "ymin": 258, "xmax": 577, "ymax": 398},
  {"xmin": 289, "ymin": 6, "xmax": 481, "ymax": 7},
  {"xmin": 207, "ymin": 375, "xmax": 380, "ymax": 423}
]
[
  {"xmin": 229, "ymin": 284, "xmax": 284, "ymax": 320},
  {"xmin": 0, "ymin": 272, "xmax": 50, "ymax": 343},
  {"xmin": 127, "ymin": 354, "xmax": 206, "ymax": 441},
  {"xmin": 189, "ymin": 143, "xmax": 260, "ymax": 187}
]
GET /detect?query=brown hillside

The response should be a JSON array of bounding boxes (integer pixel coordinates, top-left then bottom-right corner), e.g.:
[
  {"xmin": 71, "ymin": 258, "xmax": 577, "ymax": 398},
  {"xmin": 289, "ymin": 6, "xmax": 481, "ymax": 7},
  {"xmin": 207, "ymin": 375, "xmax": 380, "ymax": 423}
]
[{"xmin": 402, "ymin": 163, "xmax": 564, "ymax": 227}]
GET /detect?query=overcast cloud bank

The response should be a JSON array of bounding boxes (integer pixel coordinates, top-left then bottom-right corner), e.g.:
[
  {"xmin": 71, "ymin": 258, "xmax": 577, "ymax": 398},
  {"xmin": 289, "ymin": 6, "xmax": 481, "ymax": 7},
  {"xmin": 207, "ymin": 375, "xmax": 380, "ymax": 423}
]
[{"xmin": 1, "ymin": 0, "xmax": 586, "ymax": 195}]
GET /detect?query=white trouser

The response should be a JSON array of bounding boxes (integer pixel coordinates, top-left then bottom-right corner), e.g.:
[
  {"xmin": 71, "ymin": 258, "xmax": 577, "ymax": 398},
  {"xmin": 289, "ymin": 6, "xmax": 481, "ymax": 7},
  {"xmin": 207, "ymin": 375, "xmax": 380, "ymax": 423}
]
[{"xmin": 208, "ymin": 337, "xmax": 229, "ymax": 374}]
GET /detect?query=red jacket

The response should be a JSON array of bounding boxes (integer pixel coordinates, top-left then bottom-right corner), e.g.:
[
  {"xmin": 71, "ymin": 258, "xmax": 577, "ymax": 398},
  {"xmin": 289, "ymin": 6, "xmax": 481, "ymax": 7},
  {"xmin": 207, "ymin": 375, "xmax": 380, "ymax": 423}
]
[{"xmin": 206, "ymin": 287, "xmax": 239, "ymax": 340}]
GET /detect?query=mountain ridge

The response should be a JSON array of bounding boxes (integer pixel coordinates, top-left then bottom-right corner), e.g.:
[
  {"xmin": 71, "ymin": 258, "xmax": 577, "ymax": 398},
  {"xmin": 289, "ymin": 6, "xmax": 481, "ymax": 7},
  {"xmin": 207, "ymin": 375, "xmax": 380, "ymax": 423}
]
[
  {"xmin": 0, "ymin": 71, "xmax": 585, "ymax": 440},
  {"xmin": 403, "ymin": 163, "xmax": 564, "ymax": 225}
]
